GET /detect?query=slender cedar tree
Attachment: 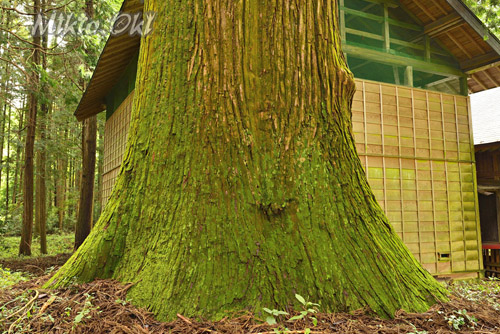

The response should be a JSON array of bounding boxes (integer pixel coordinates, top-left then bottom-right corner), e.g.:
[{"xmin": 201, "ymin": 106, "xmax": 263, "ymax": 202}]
[
  {"xmin": 35, "ymin": 0, "xmax": 49, "ymax": 254},
  {"xmin": 75, "ymin": 0, "xmax": 98, "ymax": 250},
  {"xmin": 19, "ymin": 0, "xmax": 41, "ymax": 256},
  {"xmin": 47, "ymin": 0, "xmax": 448, "ymax": 320}
]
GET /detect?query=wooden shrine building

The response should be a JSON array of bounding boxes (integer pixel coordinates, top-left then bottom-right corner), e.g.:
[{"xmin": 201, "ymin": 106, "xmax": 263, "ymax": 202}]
[
  {"xmin": 472, "ymin": 89, "xmax": 500, "ymax": 276},
  {"xmin": 75, "ymin": 0, "xmax": 500, "ymax": 279}
]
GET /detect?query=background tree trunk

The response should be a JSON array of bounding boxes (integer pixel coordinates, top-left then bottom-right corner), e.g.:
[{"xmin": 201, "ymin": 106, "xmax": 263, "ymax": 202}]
[
  {"xmin": 12, "ymin": 99, "xmax": 25, "ymax": 206},
  {"xmin": 35, "ymin": 2, "xmax": 48, "ymax": 254},
  {"xmin": 19, "ymin": 0, "xmax": 41, "ymax": 256},
  {"xmin": 5, "ymin": 99, "xmax": 11, "ymax": 217},
  {"xmin": 48, "ymin": 0, "xmax": 448, "ymax": 320},
  {"xmin": 74, "ymin": 0, "xmax": 97, "ymax": 250},
  {"xmin": 75, "ymin": 115, "xmax": 97, "ymax": 249}
]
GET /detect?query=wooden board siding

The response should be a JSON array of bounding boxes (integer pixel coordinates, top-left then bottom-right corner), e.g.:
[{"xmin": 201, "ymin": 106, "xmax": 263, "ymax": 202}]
[
  {"xmin": 102, "ymin": 92, "xmax": 134, "ymax": 206},
  {"xmin": 352, "ymin": 79, "xmax": 481, "ymax": 277},
  {"xmin": 476, "ymin": 150, "xmax": 500, "ymax": 182}
]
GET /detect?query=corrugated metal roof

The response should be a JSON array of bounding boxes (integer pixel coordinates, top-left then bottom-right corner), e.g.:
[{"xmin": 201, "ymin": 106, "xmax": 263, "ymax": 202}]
[{"xmin": 471, "ymin": 87, "xmax": 500, "ymax": 145}]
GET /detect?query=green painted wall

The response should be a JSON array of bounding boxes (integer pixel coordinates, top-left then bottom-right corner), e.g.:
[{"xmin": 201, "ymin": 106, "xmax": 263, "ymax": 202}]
[{"xmin": 105, "ymin": 52, "xmax": 139, "ymax": 120}]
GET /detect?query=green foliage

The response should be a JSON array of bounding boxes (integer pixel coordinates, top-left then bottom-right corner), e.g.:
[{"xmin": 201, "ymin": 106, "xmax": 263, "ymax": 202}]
[
  {"xmin": 0, "ymin": 0, "xmax": 120, "ymax": 245},
  {"xmin": 73, "ymin": 293, "xmax": 100, "ymax": 328},
  {"xmin": 464, "ymin": 0, "xmax": 500, "ymax": 38},
  {"xmin": 407, "ymin": 329, "xmax": 428, "ymax": 334},
  {"xmin": 0, "ymin": 267, "xmax": 30, "ymax": 288},
  {"xmin": 263, "ymin": 294, "xmax": 320, "ymax": 333},
  {"xmin": 263, "ymin": 308, "xmax": 288, "ymax": 325},
  {"xmin": 0, "ymin": 233, "xmax": 73, "ymax": 259},
  {"xmin": 442, "ymin": 309, "xmax": 477, "ymax": 330},
  {"xmin": 449, "ymin": 277, "xmax": 500, "ymax": 311}
]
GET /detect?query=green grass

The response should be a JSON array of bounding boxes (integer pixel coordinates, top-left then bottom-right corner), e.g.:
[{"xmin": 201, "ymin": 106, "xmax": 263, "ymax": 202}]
[
  {"xmin": 0, "ymin": 233, "xmax": 74, "ymax": 260},
  {"xmin": 0, "ymin": 267, "xmax": 30, "ymax": 288}
]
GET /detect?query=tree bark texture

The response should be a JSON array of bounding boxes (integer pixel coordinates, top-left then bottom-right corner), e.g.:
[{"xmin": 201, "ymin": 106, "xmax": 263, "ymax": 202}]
[
  {"xmin": 35, "ymin": 5, "xmax": 48, "ymax": 254},
  {"xmin": 48, "ymin": 0, "xmax": 448, "ymax": 320},
  {"xmin": 19, "ymin": 0, "xmax": 41, "ymax": 255},
  {"xmin": 75, "ymin": 115, "xmax": 97, "ymax": 249}
]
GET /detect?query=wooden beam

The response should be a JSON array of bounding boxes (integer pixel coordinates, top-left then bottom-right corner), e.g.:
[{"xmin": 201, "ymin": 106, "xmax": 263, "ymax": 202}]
[
  {"xmin": 425, "ymin": 76, "xmax": 457, "ymax": 88},
  {"xmin": 345, "ymin": 3, "xmax": 376, "ymax": 25},
  {"xmin": 363, "ymin": 0, "xmax": 398, "ymax": 8},
  {"xmin": 482, "ymin": 69, "xmax": 500, "ymax": 87},
  {"xmin": 344, "ymin": 27, "xmax": 429, "ymax": 52},
  {"xmin": 339, "ymin": 6, "xmax": 422, "ymax": 31},
  {"xmin": 471, "ymin": 73, "xmax": 488, "ymax": 91},
  {"xmin": 460, "ymin": 26, "xmax": 486, "ymax": 54},
  {"xmin": 461, "ymin": 51, "xmax": 500, "ymax": 73},
  {"xmin": 345, "ymin": 28, "xmax": 383, "ymax": 41},
  {"xmin": 339, "ymin": 7, "xmax": 383, "ymax": 23},
  {"xmin": 343, "ymin": 44, "xmax": 464, "ymax": 77},
  {"xmin": 424, "ymin": 12, "xmax": 463, "ymax": 38},
  {"xmin": 433, "ymin": 1, "xmax": 450, "ymax": 16},
  {"xmin": 446, "ymin": 31, "xmax": 473, "ymax": 58},
  {"xmin": 445, "ymin": 0, "xmax": 500, "ymax": 55},
  {"xmin": 411, "ymin": 0, "xmax": 436, "ymax": 21},
  {"xmin": 444, "ymin": 81, "xmax": 460, "ymax": 95}
]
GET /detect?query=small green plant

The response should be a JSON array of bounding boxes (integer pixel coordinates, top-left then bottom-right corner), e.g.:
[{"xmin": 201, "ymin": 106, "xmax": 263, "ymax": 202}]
[
  {"xmin": 73, "ymin": 293, "xmax": 99, "ymax": 327},
  {"xmin": 444, "ymin": 309, "xmax": 477, "ymax": 330},
  {"xmin": 263, "ymin": 308, "xmax": 288, "ymax": 325},
  {"xmin": 407, "ymin": 326, "xmax": 428, "ymax": 334},
  {"xmin": 263, "ymin": 294, "xmax": 320, "ymax": 334},
  {"xmin": 65, "ymin": 307, "xmax": 72, "ymax": 317},
  {"xmin": 287, "ymin": 294, "xmax": 319, "ymax": 324}
]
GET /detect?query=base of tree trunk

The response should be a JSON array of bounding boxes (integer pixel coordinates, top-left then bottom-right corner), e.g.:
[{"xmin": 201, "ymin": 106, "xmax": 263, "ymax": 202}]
[{"xmin": 46, "ymin": 0, "xmax": 448, "ymax": 321}]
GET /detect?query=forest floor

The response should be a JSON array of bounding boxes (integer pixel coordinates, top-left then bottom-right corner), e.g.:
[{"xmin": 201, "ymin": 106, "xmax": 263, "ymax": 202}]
[{"xmin": 1, "ymin": 254, "xmax": 500, "ymax": 333}]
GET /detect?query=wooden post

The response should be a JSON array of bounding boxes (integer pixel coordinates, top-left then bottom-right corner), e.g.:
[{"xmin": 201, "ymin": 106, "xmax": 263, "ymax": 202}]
[
  {"xmin": 460, "ymin": 76, "xmax": 469, "ymax": 95},
  {"xmin": 404, "ymin": 66, "xmax": 413, "ymax": 87},
  {"xmin": 339, "ymin": 0, "xmax": 346, "ymax": 43},
  {"xmin": 424, "ymin": 35, "xmax": 431, "ymax": 61},
  {"xmin": 383, "ymin": 4, "xmax": 390, "ymax": 52},
  {"xmin": 393, "ymin": 66, "xmax": 400, "ymax": 85}
]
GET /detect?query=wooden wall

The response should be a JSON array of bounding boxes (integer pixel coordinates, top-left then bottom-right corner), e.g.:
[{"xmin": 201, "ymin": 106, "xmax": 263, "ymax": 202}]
[
  {"xmin": 475, "ymin": 148, "xmax": 500, "ymax": 275},
  {"xmin": 352, "ymin": 79, "xmax": 481, "ymax": 278},
  {"xmin": 476, "ymin": 150, "xmax": 500, "ymax": 182},
  {"xmin": 102, "ymin": 91, "xmax": 134, "ymax": 206}
]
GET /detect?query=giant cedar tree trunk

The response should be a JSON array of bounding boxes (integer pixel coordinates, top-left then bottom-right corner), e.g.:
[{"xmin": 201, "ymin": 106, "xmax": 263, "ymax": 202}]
[{"xmin": 48, "ymin": 0, "xmax": 448, "ymax": 320}]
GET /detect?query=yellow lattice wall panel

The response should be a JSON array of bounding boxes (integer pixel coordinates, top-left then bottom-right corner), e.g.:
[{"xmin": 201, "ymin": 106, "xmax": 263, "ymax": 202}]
[
  {"xmin": 353, "ymin": 79, "xmax": 481, "ymax": 277},
  {"xmin": 102, "ymin": 92, "xmax": 134, "ymax": 206}
]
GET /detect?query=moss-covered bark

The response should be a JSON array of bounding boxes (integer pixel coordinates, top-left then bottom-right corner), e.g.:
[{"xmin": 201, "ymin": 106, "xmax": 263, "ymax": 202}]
[{"xmin": 47, "ymin": 0, "xmax": 448, "ymax": 320}]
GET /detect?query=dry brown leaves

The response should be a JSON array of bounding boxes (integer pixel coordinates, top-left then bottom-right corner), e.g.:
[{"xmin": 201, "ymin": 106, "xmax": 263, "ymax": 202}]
[{"xmin": 1, "ymin": 259, "xmax": 500, "ymax": 333}]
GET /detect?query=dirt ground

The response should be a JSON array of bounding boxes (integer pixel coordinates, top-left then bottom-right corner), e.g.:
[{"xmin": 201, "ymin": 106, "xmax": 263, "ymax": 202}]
[
  {"xmin": 0, "ymin": 254, "xmax": 71, "ymax": 275},
  {"xmin": 1, "ymin": 256, "xmax": 500, "ymax": 333}
]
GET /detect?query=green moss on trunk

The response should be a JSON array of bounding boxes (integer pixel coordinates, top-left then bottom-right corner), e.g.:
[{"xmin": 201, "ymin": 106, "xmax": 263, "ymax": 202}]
[{"xmin": 46, "ymin": 0, "xmax": 448, "ymax": 320}]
